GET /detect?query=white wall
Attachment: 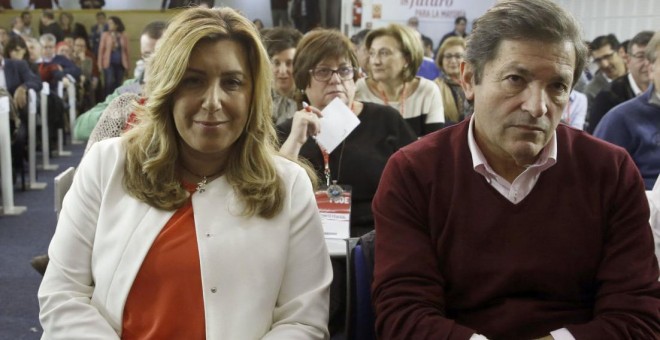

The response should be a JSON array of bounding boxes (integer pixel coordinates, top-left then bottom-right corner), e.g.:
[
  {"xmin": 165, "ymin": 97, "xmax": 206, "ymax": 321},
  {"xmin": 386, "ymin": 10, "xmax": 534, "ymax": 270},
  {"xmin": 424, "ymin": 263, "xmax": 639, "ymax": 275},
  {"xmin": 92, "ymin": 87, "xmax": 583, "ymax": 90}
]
[
  {"xmin": 342, "ymin": 0, "xmax": 495, "ymax": 49},
  {"xmin": 13, "ymin": 0, "xmax": 659, "ymax": 43},
  {"xmin": 10, "ymin": 0, "xmax": 272, "ymax": 26},
  {"xmin": 553, "ymin": 0, "xmax": 660, "ymax": 42}
]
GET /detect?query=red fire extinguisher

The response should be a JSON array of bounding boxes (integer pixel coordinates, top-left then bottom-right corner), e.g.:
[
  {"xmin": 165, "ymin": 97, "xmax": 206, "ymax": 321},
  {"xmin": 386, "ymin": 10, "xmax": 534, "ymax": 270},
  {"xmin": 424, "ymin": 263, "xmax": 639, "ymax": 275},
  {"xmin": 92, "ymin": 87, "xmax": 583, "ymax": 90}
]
[{"xmin": 352, "ymin": 0, "xmax": 362, "ymax": 27}]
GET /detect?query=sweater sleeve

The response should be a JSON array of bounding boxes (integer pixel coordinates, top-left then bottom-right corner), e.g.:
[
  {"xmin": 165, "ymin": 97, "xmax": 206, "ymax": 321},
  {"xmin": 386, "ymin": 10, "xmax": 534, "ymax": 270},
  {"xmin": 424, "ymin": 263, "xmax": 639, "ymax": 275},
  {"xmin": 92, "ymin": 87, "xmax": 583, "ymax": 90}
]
[
  {"xmin": 565, "ymin": 153, "xmax": 660, "ymax": 339},
  {"xmin": 372, "ymin": 150, "xmax": 476, "ymax": 340}
]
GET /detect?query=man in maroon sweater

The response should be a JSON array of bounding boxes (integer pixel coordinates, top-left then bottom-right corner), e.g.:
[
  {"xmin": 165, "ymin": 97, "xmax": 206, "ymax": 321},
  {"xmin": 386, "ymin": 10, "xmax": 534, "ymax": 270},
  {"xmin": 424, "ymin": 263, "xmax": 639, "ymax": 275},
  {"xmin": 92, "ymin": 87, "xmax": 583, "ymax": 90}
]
[{"xmin": 371, "ymin": 1, "xmax": 660, "ymax": 339}]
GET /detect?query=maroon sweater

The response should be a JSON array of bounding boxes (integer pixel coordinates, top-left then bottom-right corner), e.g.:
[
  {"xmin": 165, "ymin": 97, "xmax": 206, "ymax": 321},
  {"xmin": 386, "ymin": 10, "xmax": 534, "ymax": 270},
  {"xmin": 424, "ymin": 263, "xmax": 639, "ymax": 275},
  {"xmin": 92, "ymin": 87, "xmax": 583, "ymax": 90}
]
[{"xmin": 372, "ymin": 120, "xmax": 660, "ymax": 340}]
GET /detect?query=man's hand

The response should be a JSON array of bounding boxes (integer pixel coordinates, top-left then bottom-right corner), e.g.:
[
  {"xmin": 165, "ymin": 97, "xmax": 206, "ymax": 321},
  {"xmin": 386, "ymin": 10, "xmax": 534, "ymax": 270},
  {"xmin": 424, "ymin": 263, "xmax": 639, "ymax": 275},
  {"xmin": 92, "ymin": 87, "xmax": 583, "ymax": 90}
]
[{"xmin": 13, "ymin": 86, "xmax": 27, "ymax": 109}]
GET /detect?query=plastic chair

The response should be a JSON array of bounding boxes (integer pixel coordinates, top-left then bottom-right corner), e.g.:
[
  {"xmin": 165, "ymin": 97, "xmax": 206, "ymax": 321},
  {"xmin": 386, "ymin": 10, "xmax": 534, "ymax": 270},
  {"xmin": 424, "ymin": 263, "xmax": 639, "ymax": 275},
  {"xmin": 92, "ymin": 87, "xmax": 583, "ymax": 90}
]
[
  {"xmin": 54, "ymin": 166, "xmax": 75, "ymax": 218},
  {"xmin": 345, "ymin": 234, "xmax": 376, "ymax": 340}
]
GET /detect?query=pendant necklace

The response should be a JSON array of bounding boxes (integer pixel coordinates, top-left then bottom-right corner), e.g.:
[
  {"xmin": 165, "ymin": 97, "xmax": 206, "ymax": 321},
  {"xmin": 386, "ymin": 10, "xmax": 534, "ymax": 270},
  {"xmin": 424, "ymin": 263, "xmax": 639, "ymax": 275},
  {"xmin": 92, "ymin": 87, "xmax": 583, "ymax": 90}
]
[{"xmin": 179, "ymin": 164, "xmax": 223, "ymax": 194}]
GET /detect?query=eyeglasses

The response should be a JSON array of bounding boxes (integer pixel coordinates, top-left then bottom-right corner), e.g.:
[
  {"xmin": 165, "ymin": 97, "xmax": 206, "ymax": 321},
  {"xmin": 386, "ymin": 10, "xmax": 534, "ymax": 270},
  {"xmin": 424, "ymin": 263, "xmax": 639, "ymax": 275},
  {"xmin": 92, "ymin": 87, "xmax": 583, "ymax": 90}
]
[
  {"xmin": 309, "ymin": 66, "xmax": 355, "ymax": 82},
  {"xmin": 443, "ymin": 53, "xmax": 464, "ymax": 60},
  {"xmin": 630, "ymin": 52, "xmax": 646, "ymax": 61},
  {"xmin": 369, "ymin": 48, "xmax": 398, "ymax": 60},
  {"xmin": 592, "ymin": 51, "xmax": 615, "ymax": 64}
]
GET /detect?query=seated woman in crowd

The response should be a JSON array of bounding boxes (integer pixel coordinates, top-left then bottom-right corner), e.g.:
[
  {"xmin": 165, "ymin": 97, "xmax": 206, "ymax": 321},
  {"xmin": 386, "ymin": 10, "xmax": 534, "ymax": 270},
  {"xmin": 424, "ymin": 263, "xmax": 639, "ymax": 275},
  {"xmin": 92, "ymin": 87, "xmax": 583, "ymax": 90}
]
[
  {"xmin": 277, "ymin": 28, "xmax": 416, "ymax": 335},
  {"xmin": 263, "ymin": 26, "xmax": 303, "ymax": 124},
  {"xmin": 355, "ymin": 23, "xmax": 444, "ymax": 136},
  {"xmin": 434, "ymin": 36, "xmax": 469, "ymax": 124},
  {"xmin": 38, "ymin": 7, "xmax": 332, "ymax": 339}
]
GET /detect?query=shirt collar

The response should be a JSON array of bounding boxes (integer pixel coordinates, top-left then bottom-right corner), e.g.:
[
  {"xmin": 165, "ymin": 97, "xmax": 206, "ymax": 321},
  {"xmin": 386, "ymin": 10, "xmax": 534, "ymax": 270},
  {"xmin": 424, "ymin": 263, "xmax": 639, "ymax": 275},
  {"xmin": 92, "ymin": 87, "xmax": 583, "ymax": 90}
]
[
  {"xmin": 628, "ymin": 72, "xmax": 643, "ymax": 96},
  {"xmin": 468, "ymin": 114, "xmax": 557, "ymax": 178}
]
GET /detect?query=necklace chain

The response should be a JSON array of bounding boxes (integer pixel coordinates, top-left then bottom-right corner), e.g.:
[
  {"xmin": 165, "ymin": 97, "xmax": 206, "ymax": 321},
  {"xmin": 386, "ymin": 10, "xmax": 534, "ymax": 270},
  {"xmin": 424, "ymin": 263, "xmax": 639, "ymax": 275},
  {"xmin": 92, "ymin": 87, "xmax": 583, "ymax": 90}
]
[{"xmin": 179, "ymin": 163, "xmax": 223, "ymax": 193}]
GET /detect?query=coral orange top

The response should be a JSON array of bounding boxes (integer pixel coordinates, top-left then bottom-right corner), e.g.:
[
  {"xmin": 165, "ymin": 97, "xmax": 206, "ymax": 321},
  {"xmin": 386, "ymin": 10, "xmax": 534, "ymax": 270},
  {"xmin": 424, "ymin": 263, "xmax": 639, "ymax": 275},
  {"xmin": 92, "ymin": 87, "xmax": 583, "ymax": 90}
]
[{"xmin": 122, "ymin": 182, "xmax": 205, "ymax": 339}]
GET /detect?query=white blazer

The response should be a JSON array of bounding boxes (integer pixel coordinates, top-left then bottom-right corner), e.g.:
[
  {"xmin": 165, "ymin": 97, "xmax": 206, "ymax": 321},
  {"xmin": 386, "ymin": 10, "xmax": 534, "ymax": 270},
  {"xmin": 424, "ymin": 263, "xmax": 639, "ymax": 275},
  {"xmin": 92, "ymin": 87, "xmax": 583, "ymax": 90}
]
[{"xmin": 38, "ymin": 137, "xmax": 332, "ymax": 339}]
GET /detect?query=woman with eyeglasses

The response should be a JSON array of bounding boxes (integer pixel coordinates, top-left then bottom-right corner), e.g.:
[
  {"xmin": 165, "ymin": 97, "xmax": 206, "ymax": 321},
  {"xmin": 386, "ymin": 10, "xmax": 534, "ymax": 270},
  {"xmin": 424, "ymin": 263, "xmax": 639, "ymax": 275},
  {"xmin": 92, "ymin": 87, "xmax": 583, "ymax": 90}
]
[
  {"xmin": 355, "ymin": 23, "xmax": 445, "ymax": 137},
  {"xmin": 277, "ymin": 28, "xmax": 416, "ymax": 336},
  {"xmin": 434, "ymin": 36, "xmax": 470, "ymax": 124}
]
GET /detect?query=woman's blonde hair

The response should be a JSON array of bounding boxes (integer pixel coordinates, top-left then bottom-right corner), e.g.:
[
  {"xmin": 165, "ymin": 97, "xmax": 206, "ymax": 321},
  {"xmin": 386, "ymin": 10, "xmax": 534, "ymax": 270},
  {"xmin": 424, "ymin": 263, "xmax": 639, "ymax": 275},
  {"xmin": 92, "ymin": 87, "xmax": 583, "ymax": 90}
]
[
  {"xmin": 123, "ymin": 7, "xmax": 285, "ymax": 218},
  {"xmin": 435, "ymin": 36, "xmax": 466, "ymax": 73},
  {"xmin": 364, "ymin": 24, "xmax": 423, "ymax": 82}
]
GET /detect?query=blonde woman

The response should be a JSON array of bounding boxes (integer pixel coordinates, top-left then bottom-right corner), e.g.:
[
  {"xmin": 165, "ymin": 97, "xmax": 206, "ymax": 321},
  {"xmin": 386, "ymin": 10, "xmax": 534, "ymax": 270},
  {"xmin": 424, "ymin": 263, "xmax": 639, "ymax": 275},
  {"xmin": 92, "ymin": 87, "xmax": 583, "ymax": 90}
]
[
  {"xmin": 434, "ymin": 36, "xmax": 469, "ymax": 124},
  {"xmin": 355, "ymin": 23, "xmax": 444, "ymax": 136},
  {"xmin": 38, "ymin": 7, "xmax": 332, "ymax": 339}
]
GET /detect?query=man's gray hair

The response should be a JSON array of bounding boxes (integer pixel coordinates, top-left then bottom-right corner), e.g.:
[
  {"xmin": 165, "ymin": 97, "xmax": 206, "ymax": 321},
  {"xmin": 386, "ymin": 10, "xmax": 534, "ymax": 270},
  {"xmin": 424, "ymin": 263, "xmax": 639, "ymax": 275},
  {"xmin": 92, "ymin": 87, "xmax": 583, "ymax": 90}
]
[
  {"xmin": 465, "ymin": 0, "xmax": 588, "ymax": 88},
  {"xmin": 39, "ymin": 33, "xmax": 56, "ymax": 45}
]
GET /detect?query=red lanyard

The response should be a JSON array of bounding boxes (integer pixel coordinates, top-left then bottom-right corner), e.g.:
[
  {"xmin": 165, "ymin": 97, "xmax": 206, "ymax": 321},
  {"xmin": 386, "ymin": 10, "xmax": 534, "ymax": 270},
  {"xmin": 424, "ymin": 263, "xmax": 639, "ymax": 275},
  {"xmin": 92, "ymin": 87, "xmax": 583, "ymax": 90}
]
[{"xmin": 316, "ymin": 102, "xmax": 354, "ymax": 186}]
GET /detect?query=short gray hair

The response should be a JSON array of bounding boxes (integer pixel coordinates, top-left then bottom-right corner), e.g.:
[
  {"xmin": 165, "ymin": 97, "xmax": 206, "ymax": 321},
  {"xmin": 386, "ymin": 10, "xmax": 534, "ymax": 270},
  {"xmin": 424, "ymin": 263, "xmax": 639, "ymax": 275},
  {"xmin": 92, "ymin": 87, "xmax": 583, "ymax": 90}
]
[
  {"xmin": 466, "ymin": 0, "xmax": 587, "ymax": 88},
  {"xmin": 39, "ymin": 33, "xmax": 56, "ymax": 45}
]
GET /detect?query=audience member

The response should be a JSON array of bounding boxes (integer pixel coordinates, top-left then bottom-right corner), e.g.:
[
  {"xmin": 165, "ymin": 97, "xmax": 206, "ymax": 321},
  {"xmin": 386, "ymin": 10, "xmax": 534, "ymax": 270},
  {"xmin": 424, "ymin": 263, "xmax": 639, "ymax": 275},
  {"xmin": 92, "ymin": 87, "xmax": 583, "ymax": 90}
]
[
  {"xmin": 27, "ymin": 0, "xmax": 61, "ymax": 9},
  {"xmin": 406, "ymin": 16, "xmax": 432, "ymax": 55},
  {"xmin": 434, "ymin": 36, "xmax": 468, "ymax": 124},
  {"xmin": 0, "ymin": 43, "xmax": 42, "ymax": 112},
  {"xmin": 37, "ymin": 33, "xmax": 81, "ymax": 88},
  {"xmin": 252, "ymin": 18, "xmax": 264, "ymax": 30},
  {"xmin": 98, "ymin": 16, "xmax": 129, "ymax": 96},
  {"xmin": 0, "ymin": 28, "xmax": 9, "ymax": 47},
  {"xmin": 277, "ymin": 28, "xmax": 416, "ymax": 337},
  {"xmin": 20, "ymin": 11, "xmax": 33, "ymax": 36},
  {"xmin": 58, "ymin": 11, "xmax": 88, "ymax": 42},
  {"xmin": 80, "ymin": 0, "xmax": 104, "ymax": 8},
  {"xmin": 55, "ymin": 41, "xmax": 71, "ymax": 60},
  {"xmin": 89, "ymin": 11, "xmax": 107, "ymax": 56},
  {"xmin": 39, "ymin": 9, "xmax": 64, "ymax": 42},
  {"xmin": 10, "ymin": 17, "xmax": 25, "ymax": 38},
  {"xmin": 290, "ymin": 0, "xmax": 321, "ymax": 33},
  {"xmin": 4, "ymin": 36, "xmax": 29, "ymax": 62},
  {"xmin": 372, "ymin": 1, "xmax": 660, "ymax": 339},
  {"xmin": 588, "ymin": 30, "xmax": 654, "ymax": 132},
  {"xmin": 350, "ymin": 28, "xmax": 370, "ymax": 78},
  {"xmin": 24, "ymin": 37, "xmax": 41, "ymax": 74},
  {"xmin": 439, "ymin": 16, "xmax": 468, "ymax": 47},
  {"xmin": 72, "ymin": 37, "xmax": 96, "ymax": 111},
  {"xmin": 560, "ymin": 90, "xmax": 588, "ymax": 130},
  {"xmin": 582, "ymin": 34, "xmax": 627, "ymax": 119},
  {"xmin": 38, "ymin": 7, "xmax": 331, "ymax": 339},
  {"xmin": 263, "ymin": 27, "xmax": 302, "ymax": 124},
  {"xmin": 594, "ymin": 31, "xmax": 660, "ymax": 189},
  {"xmin": 271, "ymin": 0, "xmax": 291, "ymax": 27},
  {"xmin": 356, "ymin": 23, "xmax": 445, "ymax": 136},
  {"xmin": 74, "ymin": 21, "xmax": 165, "ymax": 141}
]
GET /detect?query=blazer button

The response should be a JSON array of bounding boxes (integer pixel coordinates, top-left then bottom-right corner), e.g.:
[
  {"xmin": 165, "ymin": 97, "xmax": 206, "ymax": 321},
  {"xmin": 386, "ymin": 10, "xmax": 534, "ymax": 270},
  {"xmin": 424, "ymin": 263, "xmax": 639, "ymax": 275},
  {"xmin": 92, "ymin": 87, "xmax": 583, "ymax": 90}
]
[{"xmin": 211, "ymin": 287, "xmax": 217, "ymax": 293}]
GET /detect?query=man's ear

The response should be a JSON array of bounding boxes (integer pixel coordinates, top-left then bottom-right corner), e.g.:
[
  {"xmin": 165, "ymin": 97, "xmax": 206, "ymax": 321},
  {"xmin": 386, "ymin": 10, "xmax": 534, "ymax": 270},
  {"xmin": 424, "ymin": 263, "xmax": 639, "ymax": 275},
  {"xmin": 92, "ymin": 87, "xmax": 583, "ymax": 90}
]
[{"xmin": 460, "ymin": 61, "xmax": 475, "ymax": 101}]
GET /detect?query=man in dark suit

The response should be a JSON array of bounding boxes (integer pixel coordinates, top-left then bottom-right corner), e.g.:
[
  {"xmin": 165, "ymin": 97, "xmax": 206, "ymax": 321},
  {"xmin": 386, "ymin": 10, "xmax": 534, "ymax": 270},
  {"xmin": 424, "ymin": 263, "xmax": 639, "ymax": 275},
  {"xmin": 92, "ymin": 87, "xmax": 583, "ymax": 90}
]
[
  {"xmin": 37, "ymin": 33, "xmax": 81, "ymax": 89},
  {"xmin": 587, "ymin": 30, "xmax": 654, "ymax": 133},
  {"xmin": 1, "ymin": 43, "xmax": 43, "ymax": 183},
  {"xmin": 39, "ymin": 9, "xmax": 64, "ymax": 42},
  {"xmin": 1, "ymin": 45, "xmax": 42, "ymax": 111}
]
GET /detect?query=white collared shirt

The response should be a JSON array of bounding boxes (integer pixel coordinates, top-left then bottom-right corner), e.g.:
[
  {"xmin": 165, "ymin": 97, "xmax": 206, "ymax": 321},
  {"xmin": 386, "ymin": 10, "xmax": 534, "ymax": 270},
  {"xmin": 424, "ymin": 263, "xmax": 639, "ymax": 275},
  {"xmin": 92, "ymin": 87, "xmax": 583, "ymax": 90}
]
[
  {"xmin": 628, "ymin": 72, "xmax": 643, "ymax": 96},
  {"xmin": 0, "ymin": 58, "xmax": 7, "ymax": 90},
  {"xmin": 467, "ymin": 115, "xmax": 575, "ymax": 340},
  {"xmin": 467, "ymin": 115, "xmax": 557, "ymax": 204}
]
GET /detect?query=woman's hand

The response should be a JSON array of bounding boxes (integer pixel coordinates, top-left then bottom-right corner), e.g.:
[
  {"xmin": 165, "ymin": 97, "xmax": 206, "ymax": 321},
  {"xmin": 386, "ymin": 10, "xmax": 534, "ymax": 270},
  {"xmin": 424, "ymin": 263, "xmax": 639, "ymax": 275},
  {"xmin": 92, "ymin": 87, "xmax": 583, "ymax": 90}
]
[{"xmin": 280, "ymin": 104, "xmax": 323, "ymax": 158}]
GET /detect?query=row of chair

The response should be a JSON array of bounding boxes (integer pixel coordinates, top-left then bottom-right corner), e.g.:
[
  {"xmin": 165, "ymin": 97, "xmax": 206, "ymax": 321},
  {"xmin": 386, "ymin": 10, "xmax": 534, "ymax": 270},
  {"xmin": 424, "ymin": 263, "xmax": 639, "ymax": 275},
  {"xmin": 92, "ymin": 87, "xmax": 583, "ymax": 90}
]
[{"xmin": 0, "ymin": 80, "xmax": 78, "ymax": 216}]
